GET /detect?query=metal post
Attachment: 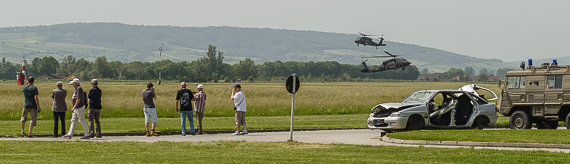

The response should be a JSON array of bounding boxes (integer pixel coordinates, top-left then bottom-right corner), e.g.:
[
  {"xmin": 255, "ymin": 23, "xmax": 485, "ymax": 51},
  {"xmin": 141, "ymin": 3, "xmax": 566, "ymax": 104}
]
[
  {"xmin": 290, "ymin": 74, "xmax": 296, "ymax": 141},
  {"xmin": 158, "ymin": 45, "xmax": 163, "ymax": 85}
]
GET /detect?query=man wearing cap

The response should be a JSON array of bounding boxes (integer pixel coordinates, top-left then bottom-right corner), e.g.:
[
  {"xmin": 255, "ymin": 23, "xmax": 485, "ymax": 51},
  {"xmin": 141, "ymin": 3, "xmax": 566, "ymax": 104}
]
[
  {"xmin": 193, "ymin": 84, "xmax": 207, "ymax": 135},
  {"xmin": 231, "ymin": 84, "xmax": 247, "ymax": 135},
  {"xmin": 175, "ymin": 82, "xmax": 195, "ymax": 136},
  {"xmin": 51, "ymin": 81, "xmax": 67, "ymax": 138},
  {"xmin": 87, "ymin": 79, "xmax": 102, "ymax": 138},
  {"xmin": 64, "ymin": 78, "xmax": 90, "ymax": 139},
  {"xmin": 21, "ymin": 76, "xmax": 40, "ymax": 137}
]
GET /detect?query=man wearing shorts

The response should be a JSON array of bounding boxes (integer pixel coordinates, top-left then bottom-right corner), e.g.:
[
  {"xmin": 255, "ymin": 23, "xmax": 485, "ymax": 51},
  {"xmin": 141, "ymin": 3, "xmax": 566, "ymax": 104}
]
[
  {"xmin": 21, "ymin": 76, "xmax": 41, "ymax": 137},
  {"xmin": 142, "ymin": 82, "xmax": 159, "ymax": 136}
]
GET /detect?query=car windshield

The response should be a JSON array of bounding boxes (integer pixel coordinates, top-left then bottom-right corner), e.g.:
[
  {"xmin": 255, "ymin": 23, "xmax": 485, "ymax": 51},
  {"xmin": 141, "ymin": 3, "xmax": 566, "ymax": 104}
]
[{"xmin": 402, "ymin": 91, "xmax": 435, "ymax": 104}]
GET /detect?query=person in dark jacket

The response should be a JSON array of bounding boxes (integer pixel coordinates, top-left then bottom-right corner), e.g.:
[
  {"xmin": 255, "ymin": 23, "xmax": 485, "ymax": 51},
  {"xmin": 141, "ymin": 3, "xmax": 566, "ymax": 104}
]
[
  {"xmin": 88, "ymin": 79, "xmax": 102, "ymax": 138},
  {"xmin": 51, "ymin": 81, "xmax": 67, "ymax": 138}
]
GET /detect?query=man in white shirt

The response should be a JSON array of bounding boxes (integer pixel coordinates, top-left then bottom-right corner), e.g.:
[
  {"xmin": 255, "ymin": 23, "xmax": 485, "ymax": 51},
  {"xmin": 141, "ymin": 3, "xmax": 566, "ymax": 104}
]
[{"xmin": 231, "ymin": 84, "xmax": 247, "ymax": 135}]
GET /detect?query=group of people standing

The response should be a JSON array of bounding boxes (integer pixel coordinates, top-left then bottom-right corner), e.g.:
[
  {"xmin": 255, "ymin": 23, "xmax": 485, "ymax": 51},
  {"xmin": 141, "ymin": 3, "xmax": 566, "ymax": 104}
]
[
  {"xmin": 20, "ymin": 76, "xmax": 102, "ymax": 139},
  {"xmin": 144, "ymin": 82, "xmax": 248, "ymax": 136},
  {"xmin": 19, "ymin": 76, "xmax": 248, "ymax": 138}
]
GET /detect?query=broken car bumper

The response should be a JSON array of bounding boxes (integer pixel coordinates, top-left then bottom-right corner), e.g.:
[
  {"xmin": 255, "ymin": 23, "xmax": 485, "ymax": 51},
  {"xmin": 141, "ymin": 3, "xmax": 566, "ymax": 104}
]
[{"xmin": 367, "ymin": 115, "xmax": 408, "ymax": 130}]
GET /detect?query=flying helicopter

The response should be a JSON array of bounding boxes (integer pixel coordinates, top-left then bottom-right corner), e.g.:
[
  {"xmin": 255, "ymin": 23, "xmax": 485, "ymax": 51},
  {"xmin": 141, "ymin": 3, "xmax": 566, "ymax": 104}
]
[
  {"xmin": 354, "ymin": 33, "xmax": 386, "ymax": 49},
  {"xmin": 361, "ymin": 51, "xmax": 412, "ymax": 74}
]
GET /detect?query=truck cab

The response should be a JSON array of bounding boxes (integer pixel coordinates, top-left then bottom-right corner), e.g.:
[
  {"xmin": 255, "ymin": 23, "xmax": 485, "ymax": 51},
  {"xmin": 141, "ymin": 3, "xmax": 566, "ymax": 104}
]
[{"xmin": 499, "ymin": 61, "xmax": 570, "ymax": 129}]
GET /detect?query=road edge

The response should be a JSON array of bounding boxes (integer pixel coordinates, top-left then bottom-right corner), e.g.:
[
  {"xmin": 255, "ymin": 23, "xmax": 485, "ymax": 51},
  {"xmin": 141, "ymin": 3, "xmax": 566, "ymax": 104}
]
[
  {"xmin": 0, "ymin": 127, "xmax": 367, "ymax": 138},
  {"xmin": 382, "ymin": 136, "xmax": 570, "ymax": 149}
]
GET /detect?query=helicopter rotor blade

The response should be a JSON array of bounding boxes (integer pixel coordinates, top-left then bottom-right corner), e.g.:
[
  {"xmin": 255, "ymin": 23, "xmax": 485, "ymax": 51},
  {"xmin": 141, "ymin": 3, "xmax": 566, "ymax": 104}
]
[
  {"xmin": 383, "ymin": 51, "xmax": 398, "ymax": 57},
  {"xmin": 362, "ymin": 56, "xmax": 393, "ymax": 59}
]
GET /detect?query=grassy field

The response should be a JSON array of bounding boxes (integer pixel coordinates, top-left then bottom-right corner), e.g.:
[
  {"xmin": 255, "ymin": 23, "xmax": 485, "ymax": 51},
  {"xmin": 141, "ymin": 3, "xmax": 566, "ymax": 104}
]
[
  {"xmin": 0, "ymin": 114, "xmax": 367, "ymax": 136},
  {"xmin": 0, "ymin": 141, "xmax": 567, "ymax": 163},
  {"xmin": 0, "ymin": 81, "xmax": 502, "ymax": 120},
  {"xmin": 388, "ymin": 129, "xmax": 570, "ymax": 144}
]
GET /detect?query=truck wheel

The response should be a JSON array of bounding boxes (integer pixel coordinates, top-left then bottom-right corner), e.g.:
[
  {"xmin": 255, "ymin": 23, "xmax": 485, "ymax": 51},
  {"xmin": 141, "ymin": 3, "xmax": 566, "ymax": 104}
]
[
  {"xmin": 536, "ymin": 121, "xmax": 558, "ymax": 129},
  {"xmin": 406, "ymin": 115, "xmax": 425, "ymax": 130},
  {"xmin": 510, "ymin": 111, "xmax": 532, "ymax": 129},
  {"xmin": 472, "ymin": 116, "xmax": 490, "ymax": 129},
  {"xmin": 566, "ymin": 113, "xmax": 570, "ymax": 129}
]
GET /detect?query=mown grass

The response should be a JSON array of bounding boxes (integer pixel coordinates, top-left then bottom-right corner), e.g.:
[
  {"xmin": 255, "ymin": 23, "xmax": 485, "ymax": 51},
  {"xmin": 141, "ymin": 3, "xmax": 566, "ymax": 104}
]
[
  {"xmin": 0, "ymin": 114, "xmax": 367, "ymax": 136},
  {"xmin": 0, "ymin": 81, "xmax": 501, "ymax": 120},
  {"xmin": 387, "ymin": 129, "xmax": 570, "ymax": 144},
  {"xmin": 0, "ymin": 141, "xmax": 567, "ymax": 163}
]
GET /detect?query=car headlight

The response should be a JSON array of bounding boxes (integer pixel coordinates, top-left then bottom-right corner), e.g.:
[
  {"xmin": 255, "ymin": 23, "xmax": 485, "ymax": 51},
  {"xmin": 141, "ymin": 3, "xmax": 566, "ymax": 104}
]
[{"xmin": 390, "ymin": 112, "xmax": 402, "ymax": 117}]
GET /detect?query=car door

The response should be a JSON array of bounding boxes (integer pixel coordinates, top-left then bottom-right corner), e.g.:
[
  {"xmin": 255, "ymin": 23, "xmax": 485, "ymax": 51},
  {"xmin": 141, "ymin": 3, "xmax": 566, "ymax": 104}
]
[{"xmin": 525, "ymin": 76, "xmax": 545, "ymax": 117}]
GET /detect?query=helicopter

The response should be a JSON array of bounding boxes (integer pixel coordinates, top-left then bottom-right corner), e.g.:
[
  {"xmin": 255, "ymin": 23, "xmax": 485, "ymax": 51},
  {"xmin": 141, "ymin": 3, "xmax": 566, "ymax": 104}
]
[
  {"xmin": 361, "ymin": 51, "xmax": 412, "ymax": 74},
  {"xmin": 354, "ymin": 33, "xmax": 386, "ymax": 49}
]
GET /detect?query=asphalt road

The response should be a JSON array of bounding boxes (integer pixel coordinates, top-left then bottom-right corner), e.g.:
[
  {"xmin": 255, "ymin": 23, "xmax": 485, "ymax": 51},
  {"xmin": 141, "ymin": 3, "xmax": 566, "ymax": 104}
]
[{"xmin": 1, "ymin": 129, "xmax": 568, "ymax": 153}]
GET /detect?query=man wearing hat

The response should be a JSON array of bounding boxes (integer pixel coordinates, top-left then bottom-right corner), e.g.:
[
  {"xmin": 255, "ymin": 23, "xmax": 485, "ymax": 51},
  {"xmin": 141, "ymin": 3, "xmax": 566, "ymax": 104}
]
[
  {"xmin": 51, "ymin": 81, "xmax": 67, "ymax": 138},
  {"xmin": 87, "ymin": 79, "xmax": 102, "ymax": 138},
  {"xmin": 64, "ymin": 78, "xmax": 90, "ymax": 139},
  {"xmin": 193, "ymin": 84, "xmax": 207, "ymax": 135},
  {"xmin": 231, "ymin": 84, "xmax": 247, "ymax": 135}
]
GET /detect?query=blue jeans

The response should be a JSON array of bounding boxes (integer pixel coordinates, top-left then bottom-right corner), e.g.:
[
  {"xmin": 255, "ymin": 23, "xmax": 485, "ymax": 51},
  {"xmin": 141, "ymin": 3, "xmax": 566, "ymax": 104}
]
[{"xmin": 180, "ymin": 111, "xmax": 195, "ymax": 134}]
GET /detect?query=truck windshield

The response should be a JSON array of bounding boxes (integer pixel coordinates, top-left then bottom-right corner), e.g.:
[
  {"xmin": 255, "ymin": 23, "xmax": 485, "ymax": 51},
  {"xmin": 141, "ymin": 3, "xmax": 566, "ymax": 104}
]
[
  {"xmin": 402, "ymin": 91, "xmax": 434, "ymax": 104},
  {"xmin": 507, "ymin": 76, "xmax": 526, "ymax": 90}
]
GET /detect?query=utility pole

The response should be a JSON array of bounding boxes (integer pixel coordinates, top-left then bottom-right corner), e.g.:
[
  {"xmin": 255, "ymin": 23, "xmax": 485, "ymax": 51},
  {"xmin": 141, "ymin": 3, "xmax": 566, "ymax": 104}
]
[{"xmin": 158, "ymin": 45, "xmax": 163, "ymax": 85}]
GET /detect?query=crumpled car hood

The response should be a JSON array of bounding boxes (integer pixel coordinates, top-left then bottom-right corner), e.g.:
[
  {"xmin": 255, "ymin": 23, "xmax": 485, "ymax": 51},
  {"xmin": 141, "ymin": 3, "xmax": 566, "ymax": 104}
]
[
  {"xmin": 371, "ymin": 103, "xmax": 422, "ymax": 117},
  {"xmin": 372, "ymin": 103, "xmax": 422, "ymax": 111}
]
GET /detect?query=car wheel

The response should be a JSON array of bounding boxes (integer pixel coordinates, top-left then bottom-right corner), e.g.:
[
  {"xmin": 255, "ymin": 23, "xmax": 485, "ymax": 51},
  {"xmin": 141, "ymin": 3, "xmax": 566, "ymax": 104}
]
[
  {"xmin": 406, "ymin": 115, "xmax": 425, "ymax": 130},
  {"xmin": 536, "ymin": 121, "xmax": 558, "ymax": 129},
  {"xmin": 509, "ymin": 111, "xmax": 532, "ymax": 129},
  {"xmin": 566, "ymin": 112, "xmax": 570, "ymax": 129},
  {"xmin": 472, "ymin": 116, "xmax": 489, "ymax": 129}
]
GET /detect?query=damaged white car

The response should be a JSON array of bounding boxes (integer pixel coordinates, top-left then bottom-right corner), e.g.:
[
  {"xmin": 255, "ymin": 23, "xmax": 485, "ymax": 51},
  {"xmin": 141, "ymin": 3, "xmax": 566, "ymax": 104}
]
[{"xmin": 367, "ymin": 84, "xmax": 498, "ymax": 130}]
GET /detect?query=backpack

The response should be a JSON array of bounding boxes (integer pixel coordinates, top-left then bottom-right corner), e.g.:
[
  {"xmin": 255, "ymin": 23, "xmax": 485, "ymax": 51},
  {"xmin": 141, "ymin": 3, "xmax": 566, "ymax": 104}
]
[{"xmin": 83, "ymin": 91, "xmax": 88, "ymax": 109}]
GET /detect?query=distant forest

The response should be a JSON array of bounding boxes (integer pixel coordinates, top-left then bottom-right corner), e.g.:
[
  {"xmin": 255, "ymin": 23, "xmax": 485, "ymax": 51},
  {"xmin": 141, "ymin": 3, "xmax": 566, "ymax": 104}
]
[{"xmin": 0, "ymin": 45, "xmax": 419, "ymax": 82}]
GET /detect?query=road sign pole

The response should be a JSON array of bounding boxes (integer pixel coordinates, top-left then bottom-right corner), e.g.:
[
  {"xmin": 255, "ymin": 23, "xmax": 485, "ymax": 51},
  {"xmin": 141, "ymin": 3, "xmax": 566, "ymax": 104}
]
[{"xmin": 290, "ymin": 74, "xmax": 296, "ymax": 141}]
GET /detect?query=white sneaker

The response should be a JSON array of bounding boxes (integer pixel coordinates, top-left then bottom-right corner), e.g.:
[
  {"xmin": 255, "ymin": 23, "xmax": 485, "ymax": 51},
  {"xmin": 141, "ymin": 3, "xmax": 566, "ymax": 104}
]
[
  {"xmin": 241, "ymin": 130, "xmax": 248, "ymax": 135},
  {"xmin": 232, "ymin": 131, "xmax": 241, "ymax": 135}
]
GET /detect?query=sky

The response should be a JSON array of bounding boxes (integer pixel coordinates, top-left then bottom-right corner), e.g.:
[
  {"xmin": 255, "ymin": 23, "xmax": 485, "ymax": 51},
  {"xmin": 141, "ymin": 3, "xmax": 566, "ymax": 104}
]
[{"xmin": 1, "ymin": 0, "xmax": 569, "ymax": 62}]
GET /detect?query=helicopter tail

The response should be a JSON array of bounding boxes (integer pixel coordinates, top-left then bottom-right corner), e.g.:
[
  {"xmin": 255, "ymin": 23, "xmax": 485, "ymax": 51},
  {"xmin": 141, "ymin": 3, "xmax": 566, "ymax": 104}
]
[
  {"xmin": 378, "ymin": 37, "xmax": 386, "ymax": 46},
  {"xmin": 378, "ymin": 34, "xmax": 386, "ymax": 46},
  {"xmin": 361, "ymin": 60, "xmax": 370, "ymax": 73}
]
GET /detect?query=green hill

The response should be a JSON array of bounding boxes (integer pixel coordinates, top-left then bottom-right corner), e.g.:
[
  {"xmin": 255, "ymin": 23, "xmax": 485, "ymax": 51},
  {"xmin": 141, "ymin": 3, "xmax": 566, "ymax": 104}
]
[{"xmin": 0, "ymin": 22, "xmax": 515, "ymax": 73}]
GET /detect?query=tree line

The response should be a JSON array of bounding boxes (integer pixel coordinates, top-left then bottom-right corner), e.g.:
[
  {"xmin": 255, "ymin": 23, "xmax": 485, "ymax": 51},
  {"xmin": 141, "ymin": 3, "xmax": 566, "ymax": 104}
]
[
  {"xmin": 420, "ymin": 67, "xmax": 514, "ymax": 82},
  {"xmin": 0, "ymin": 45, "xmax": 420, "ymax": 82}
]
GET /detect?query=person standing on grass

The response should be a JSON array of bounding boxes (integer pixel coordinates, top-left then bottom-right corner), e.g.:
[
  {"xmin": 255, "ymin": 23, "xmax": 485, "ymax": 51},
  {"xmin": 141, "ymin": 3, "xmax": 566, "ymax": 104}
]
[
  {"xmin": 142, "ymin": 82, "xmax": 159, "ymax": 137},
  {"xmin": 231, "ymin": 84, "xmax": 247, "ymax": 135},
  {"xmin": 21, "ymin": 76, "xmax": 41, "ymax": 138},
  {"xmin": 193, "ymin": 84, "xmax": 207, "ymax": 135},
  {"xmin": 176, "ymin": 82, "xmax": 195, "ymax": 136},
  {"xmin": 51, "ymin": 81, "xmax": 67, "ymax": 138},
  {"xmin": 87, "ymin": 79, "xmax": 102, "ymax": 138},
  {"xmin": 64, "ymin": 78, "xmax": 90, "ymax": 139}
]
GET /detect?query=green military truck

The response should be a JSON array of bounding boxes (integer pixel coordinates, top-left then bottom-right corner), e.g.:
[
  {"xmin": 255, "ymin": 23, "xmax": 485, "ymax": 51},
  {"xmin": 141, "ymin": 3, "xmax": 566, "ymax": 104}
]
[{"xmin": 499, "ymin": 61, "xmax": 570, "ymax": 129}]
